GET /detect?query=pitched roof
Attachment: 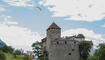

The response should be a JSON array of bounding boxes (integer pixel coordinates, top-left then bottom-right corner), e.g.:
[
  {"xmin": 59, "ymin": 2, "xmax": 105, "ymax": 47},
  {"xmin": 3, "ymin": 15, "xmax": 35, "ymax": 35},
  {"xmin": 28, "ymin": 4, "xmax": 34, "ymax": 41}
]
[{"xmin": 47, "ymin": 22, "xmax": 61, "ymax": 30}]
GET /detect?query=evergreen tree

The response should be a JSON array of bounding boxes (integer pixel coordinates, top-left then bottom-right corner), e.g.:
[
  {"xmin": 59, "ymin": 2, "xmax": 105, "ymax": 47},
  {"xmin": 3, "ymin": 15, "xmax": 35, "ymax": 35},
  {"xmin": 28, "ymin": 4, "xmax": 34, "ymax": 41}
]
[{"xmin": 79, "ymin": 41, "xmax": 92, "ymax": 60}]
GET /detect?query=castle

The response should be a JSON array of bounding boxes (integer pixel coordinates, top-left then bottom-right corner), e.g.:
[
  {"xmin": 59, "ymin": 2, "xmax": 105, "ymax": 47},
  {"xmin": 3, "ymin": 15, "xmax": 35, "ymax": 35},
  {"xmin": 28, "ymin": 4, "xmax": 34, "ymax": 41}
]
[{"xmin": 42, "ymin": 22, "xmax": 93, "ymax": 60}]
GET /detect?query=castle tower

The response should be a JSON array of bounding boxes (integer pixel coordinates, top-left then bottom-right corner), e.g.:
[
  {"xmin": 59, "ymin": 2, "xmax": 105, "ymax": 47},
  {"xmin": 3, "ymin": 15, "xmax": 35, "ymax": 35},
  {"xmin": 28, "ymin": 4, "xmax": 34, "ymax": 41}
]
[{"xmin": 46, "ymin": 22, "xmax": 61, "ymax": 51}]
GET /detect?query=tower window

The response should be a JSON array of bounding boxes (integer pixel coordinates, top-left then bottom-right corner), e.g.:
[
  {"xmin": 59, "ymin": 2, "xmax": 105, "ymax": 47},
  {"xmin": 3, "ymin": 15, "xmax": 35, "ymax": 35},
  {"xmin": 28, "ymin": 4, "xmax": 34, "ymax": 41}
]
[
  {"xmin": 57, "ymin": 41, "xmax": 59, "ymax": 44},
  {"xmin": 74, "ymin": 42, "xmax": 76, "ymax": 44},
  {"xmin": 68, "ymin": 53, "xmax": 71, "ymax": 55},
  {"xmin": 72, "ymin": 49, "xmax": 75, "ymax": 51},
  {"xmin": 65, "ymin": 41, "xmax": 67, "ymax": 44}
]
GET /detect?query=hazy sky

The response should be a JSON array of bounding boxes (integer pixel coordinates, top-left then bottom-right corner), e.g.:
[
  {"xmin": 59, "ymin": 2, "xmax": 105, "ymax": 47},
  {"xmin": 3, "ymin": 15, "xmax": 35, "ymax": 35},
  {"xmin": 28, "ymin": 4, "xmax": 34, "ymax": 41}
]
[{"xmin": 0, "ymin": 0, "xmax": 105, "ymax": 51}]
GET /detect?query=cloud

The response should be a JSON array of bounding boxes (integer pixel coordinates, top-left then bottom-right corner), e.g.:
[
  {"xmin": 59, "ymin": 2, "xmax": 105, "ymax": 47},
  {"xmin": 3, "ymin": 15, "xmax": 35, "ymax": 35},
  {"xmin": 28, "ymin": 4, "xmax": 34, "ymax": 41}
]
[
  {"xmin": 101, "ymin": 24, "xmax": 105, "ymax": 28},
  {"xmin": 39, "ymin": 0, "xmax": 105, "ymax": 22},
  {"xmin": 5, "ymin": 21, "xmax": 18, "ymax": 25},
  {"xmin": 0, "ymin": 15, "xmax": 42, "ymax": 51},
  {"xmin": 3, "ymin": 0, "xmax": 34, "ymax": 7},
  {"xmin": 0, "ymin": 15, "xmax": 18, "ymax": 25},
  {"xmin": 0, "ymin": 5, "xmax": 6, "ymax": 12},
  {"xmin": 62, "ymin": 28, "xmax": 105, "ymax": 48}
]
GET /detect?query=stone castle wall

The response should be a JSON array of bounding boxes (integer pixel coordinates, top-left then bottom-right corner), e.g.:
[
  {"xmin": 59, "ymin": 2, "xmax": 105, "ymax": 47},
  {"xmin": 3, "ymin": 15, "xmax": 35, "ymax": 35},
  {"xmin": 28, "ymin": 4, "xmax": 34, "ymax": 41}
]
[{"xmin": 48, "ymin": 39, "xmax": 80, "ymax": 60}]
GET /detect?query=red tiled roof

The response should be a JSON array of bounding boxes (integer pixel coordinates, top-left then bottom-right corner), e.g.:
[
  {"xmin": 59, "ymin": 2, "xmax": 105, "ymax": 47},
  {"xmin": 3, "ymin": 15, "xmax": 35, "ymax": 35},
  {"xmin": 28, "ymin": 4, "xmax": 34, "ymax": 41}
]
[{"xmin": 47, "ymin": 22, "xmax": 61, "ymax": 30}]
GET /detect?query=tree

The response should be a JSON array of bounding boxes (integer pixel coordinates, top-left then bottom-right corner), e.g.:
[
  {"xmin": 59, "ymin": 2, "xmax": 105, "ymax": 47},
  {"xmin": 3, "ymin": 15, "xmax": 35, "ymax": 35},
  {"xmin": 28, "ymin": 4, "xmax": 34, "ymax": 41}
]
[
  {"xmin": 88, "ymin": 44, "xmax": 105, "ymax": 60},
  {"xmin": 0, "ymin": 43, "xmax": 4, "ymax": 47},
  {"xmin": 79, "ymin": 41, "xmax": 92, "ymax": 60},
  {"xmin": 32, "ymin": 41, "xmax": 42, "ymax": 58},
  {"xmin": 32, "ymin": 41, "xmax": 49, "ymax": 60},
  {"xmin": 38, "ymin": 50, "xmax": 49, "ymax": 60},
  {"xmin": 13, "ymin": 49, "xmax": 21, "ymax": 58},
  {"xmin": 87, "ymin": 56, "xmax": 98, "ymax": 60},
  {"xmin": 0, "ymin": 45, "xmax": 14, "ymax": 53}
]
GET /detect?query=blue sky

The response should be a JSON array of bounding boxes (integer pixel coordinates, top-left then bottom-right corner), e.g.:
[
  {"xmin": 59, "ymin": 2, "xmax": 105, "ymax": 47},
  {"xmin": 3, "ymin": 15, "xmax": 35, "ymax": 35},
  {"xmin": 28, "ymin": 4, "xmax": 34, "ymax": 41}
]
[{"xmin": 0, "ymin": 0, "xmax": 105, "ymax": 51}]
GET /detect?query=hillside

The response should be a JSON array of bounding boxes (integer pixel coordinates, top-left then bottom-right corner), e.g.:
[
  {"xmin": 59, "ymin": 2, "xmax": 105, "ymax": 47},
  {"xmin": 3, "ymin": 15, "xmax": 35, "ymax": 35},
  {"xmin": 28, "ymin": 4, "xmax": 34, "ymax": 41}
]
[
  {"xmin": 4, "ymin": 53, "xmax": 24, "ymax": 60},
  {"xmin": 0, "ymin": 40, "xmax": 6, "ymax": 46}
]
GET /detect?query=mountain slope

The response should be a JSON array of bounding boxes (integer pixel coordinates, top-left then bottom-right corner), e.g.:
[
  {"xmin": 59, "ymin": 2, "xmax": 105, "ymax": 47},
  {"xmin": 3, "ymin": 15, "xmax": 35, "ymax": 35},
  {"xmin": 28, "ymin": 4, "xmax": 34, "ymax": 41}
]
[
  {"xmin": 0, "ymin": 40, "xmax": 6, "ymax": 45},
  {"xmin": 0, "ymin": 40, "xmax": 6, "ymax": 47}
]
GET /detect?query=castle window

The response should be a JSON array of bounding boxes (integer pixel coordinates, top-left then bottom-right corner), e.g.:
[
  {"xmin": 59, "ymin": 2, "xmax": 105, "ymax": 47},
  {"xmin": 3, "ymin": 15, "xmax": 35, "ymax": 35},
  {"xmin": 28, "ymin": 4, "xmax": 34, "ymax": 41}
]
[
  {"xmin": 72, "ymin": 49, "xmax": 75, "ymax": 51},
  {"xmin": 74, "ymin": 42, "xmax": 76, "ymax": 44},
  {"xmin": 65, "ymin": 41, "xmax": 67, "ymax": 44},
  {"xmin": 68, "ymin": 53, "xmax": 71, "ymax": 55},
  {"xmin": 57, "ymin": 41, "xmax": 59, "ymax": 44}
]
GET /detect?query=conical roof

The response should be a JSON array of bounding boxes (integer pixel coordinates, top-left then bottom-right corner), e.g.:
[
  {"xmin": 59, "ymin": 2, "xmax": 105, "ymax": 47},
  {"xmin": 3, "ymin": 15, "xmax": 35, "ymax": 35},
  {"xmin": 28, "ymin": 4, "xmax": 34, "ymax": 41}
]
[{"xmin": 47, "ymin": 22, "xmax": 61, "ymax": 30}]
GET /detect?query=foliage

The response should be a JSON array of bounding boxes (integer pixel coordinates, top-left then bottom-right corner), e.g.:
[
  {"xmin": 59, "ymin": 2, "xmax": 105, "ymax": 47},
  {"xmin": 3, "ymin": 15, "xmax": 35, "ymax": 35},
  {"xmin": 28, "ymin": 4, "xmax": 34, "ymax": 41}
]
[
  {"xmin": 87, "ymin": 56, "xmax": 98, "ymax": 60},
  {"xmin": 32, "ymin": 41, "xmax": 49, "ymax": 60},
  {"xmin": 13, "ymin": 49, "xmax": 21, "ymax": 58},
  {"xmin": 0, "ymin": 43, "xmax": 4, "ymax": 47},
  {"xmin": 0, "ymin": 45, "xmax": 14, "ymax": 53},
  {"xmin": 32, "ymin": 41, "xmax": 42, "ymax": 57},
  {"xmin": 88, "ymin": 43, "xmax": 105, "ymax": 60},
  {"xmin": 79, "ymin": 41, "xmax": 92, "ymax": 60},
  {"xmin": 0, "ymin": 44, "xmax": 25, "ymax": 60},
  {"xmin": 38, "ymin": 50, "xmax": 49, "ymax": 60},
  {"xmin": 14, "ymin": 49, "xmax": 21, "ymax": 55},
  {"xmin": 4, "ymin": 53, "xmax": 24, "ymax": 60},
  {"xmin": 79, "ymin": 57, "xmax": 85, "ymax": 60},
  {"xmin": 0, "ymin": 51, "xmax": 6, "ymax": 60}
]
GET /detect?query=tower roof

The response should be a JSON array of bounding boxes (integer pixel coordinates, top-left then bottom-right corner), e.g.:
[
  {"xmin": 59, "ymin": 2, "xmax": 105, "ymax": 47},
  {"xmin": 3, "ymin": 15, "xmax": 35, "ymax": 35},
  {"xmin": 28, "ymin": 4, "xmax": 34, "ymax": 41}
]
[{"xmin": 47, "ymin": 22, "xmax": 61, "ymax": 30}]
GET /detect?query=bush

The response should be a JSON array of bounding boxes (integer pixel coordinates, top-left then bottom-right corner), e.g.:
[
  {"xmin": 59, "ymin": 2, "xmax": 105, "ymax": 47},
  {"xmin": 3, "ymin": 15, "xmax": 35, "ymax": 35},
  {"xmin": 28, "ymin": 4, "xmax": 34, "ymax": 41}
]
[
  {"xmin": 87, "ymin": 56, "xmax": 98, "ymax": 60},
  {"xmin": 13, "ymin": 49, "xmax": 21, "ymax": 58},
  {"xmin": 0, "ymin": 51, "xmax": 6, "ymax": 60},
  {"xmin": 0, "ymin": 45, "xmax": 14, "ymax": 53}
]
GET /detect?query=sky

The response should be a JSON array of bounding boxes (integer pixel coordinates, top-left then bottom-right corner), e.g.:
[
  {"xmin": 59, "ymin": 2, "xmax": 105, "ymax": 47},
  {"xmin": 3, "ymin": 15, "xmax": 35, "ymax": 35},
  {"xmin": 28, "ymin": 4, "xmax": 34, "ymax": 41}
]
[{"xmin": 0, "ymin": 0, "xmax": 105, "ymax": 51}]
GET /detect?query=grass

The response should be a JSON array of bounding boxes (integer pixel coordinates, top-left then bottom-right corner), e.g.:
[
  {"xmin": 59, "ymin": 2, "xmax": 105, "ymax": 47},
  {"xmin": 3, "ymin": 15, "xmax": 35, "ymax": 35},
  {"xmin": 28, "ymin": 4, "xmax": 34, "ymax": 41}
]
[{"xmin": 4, "ymin": 53, "xmax": 24, "ymax": 60}]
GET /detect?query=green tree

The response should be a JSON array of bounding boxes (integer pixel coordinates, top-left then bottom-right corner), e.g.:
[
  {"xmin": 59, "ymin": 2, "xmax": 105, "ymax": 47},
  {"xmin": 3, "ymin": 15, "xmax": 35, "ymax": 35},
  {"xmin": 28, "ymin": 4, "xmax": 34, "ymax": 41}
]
[
  {"xmin": 88, "ymin": 44, "xmax": 105, "ymax": 60},
  {"xmin": 32, "ymin": 41, "xmax": 49, "ymax": 60},
  {"xmin": 37, "ymin": 50, "xmax": 49, "ymax": 60},
  {"xmin": 79, "ymin": 41, "xmax": 92, "ymax": 60},
  {"xmin": 13, "ymin": 49, "xmax": 21, "ymax": 58},
  {"xmin": 0, "ymin": 45, "xmax": 14, "ymax": 53},
  {"xmin": 32, "ymin": 41, "xmax": 42, "ymax": 58},
  {"xmin": 87, "ymin": 56, "xmax": 98, "ymax": 60}
]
